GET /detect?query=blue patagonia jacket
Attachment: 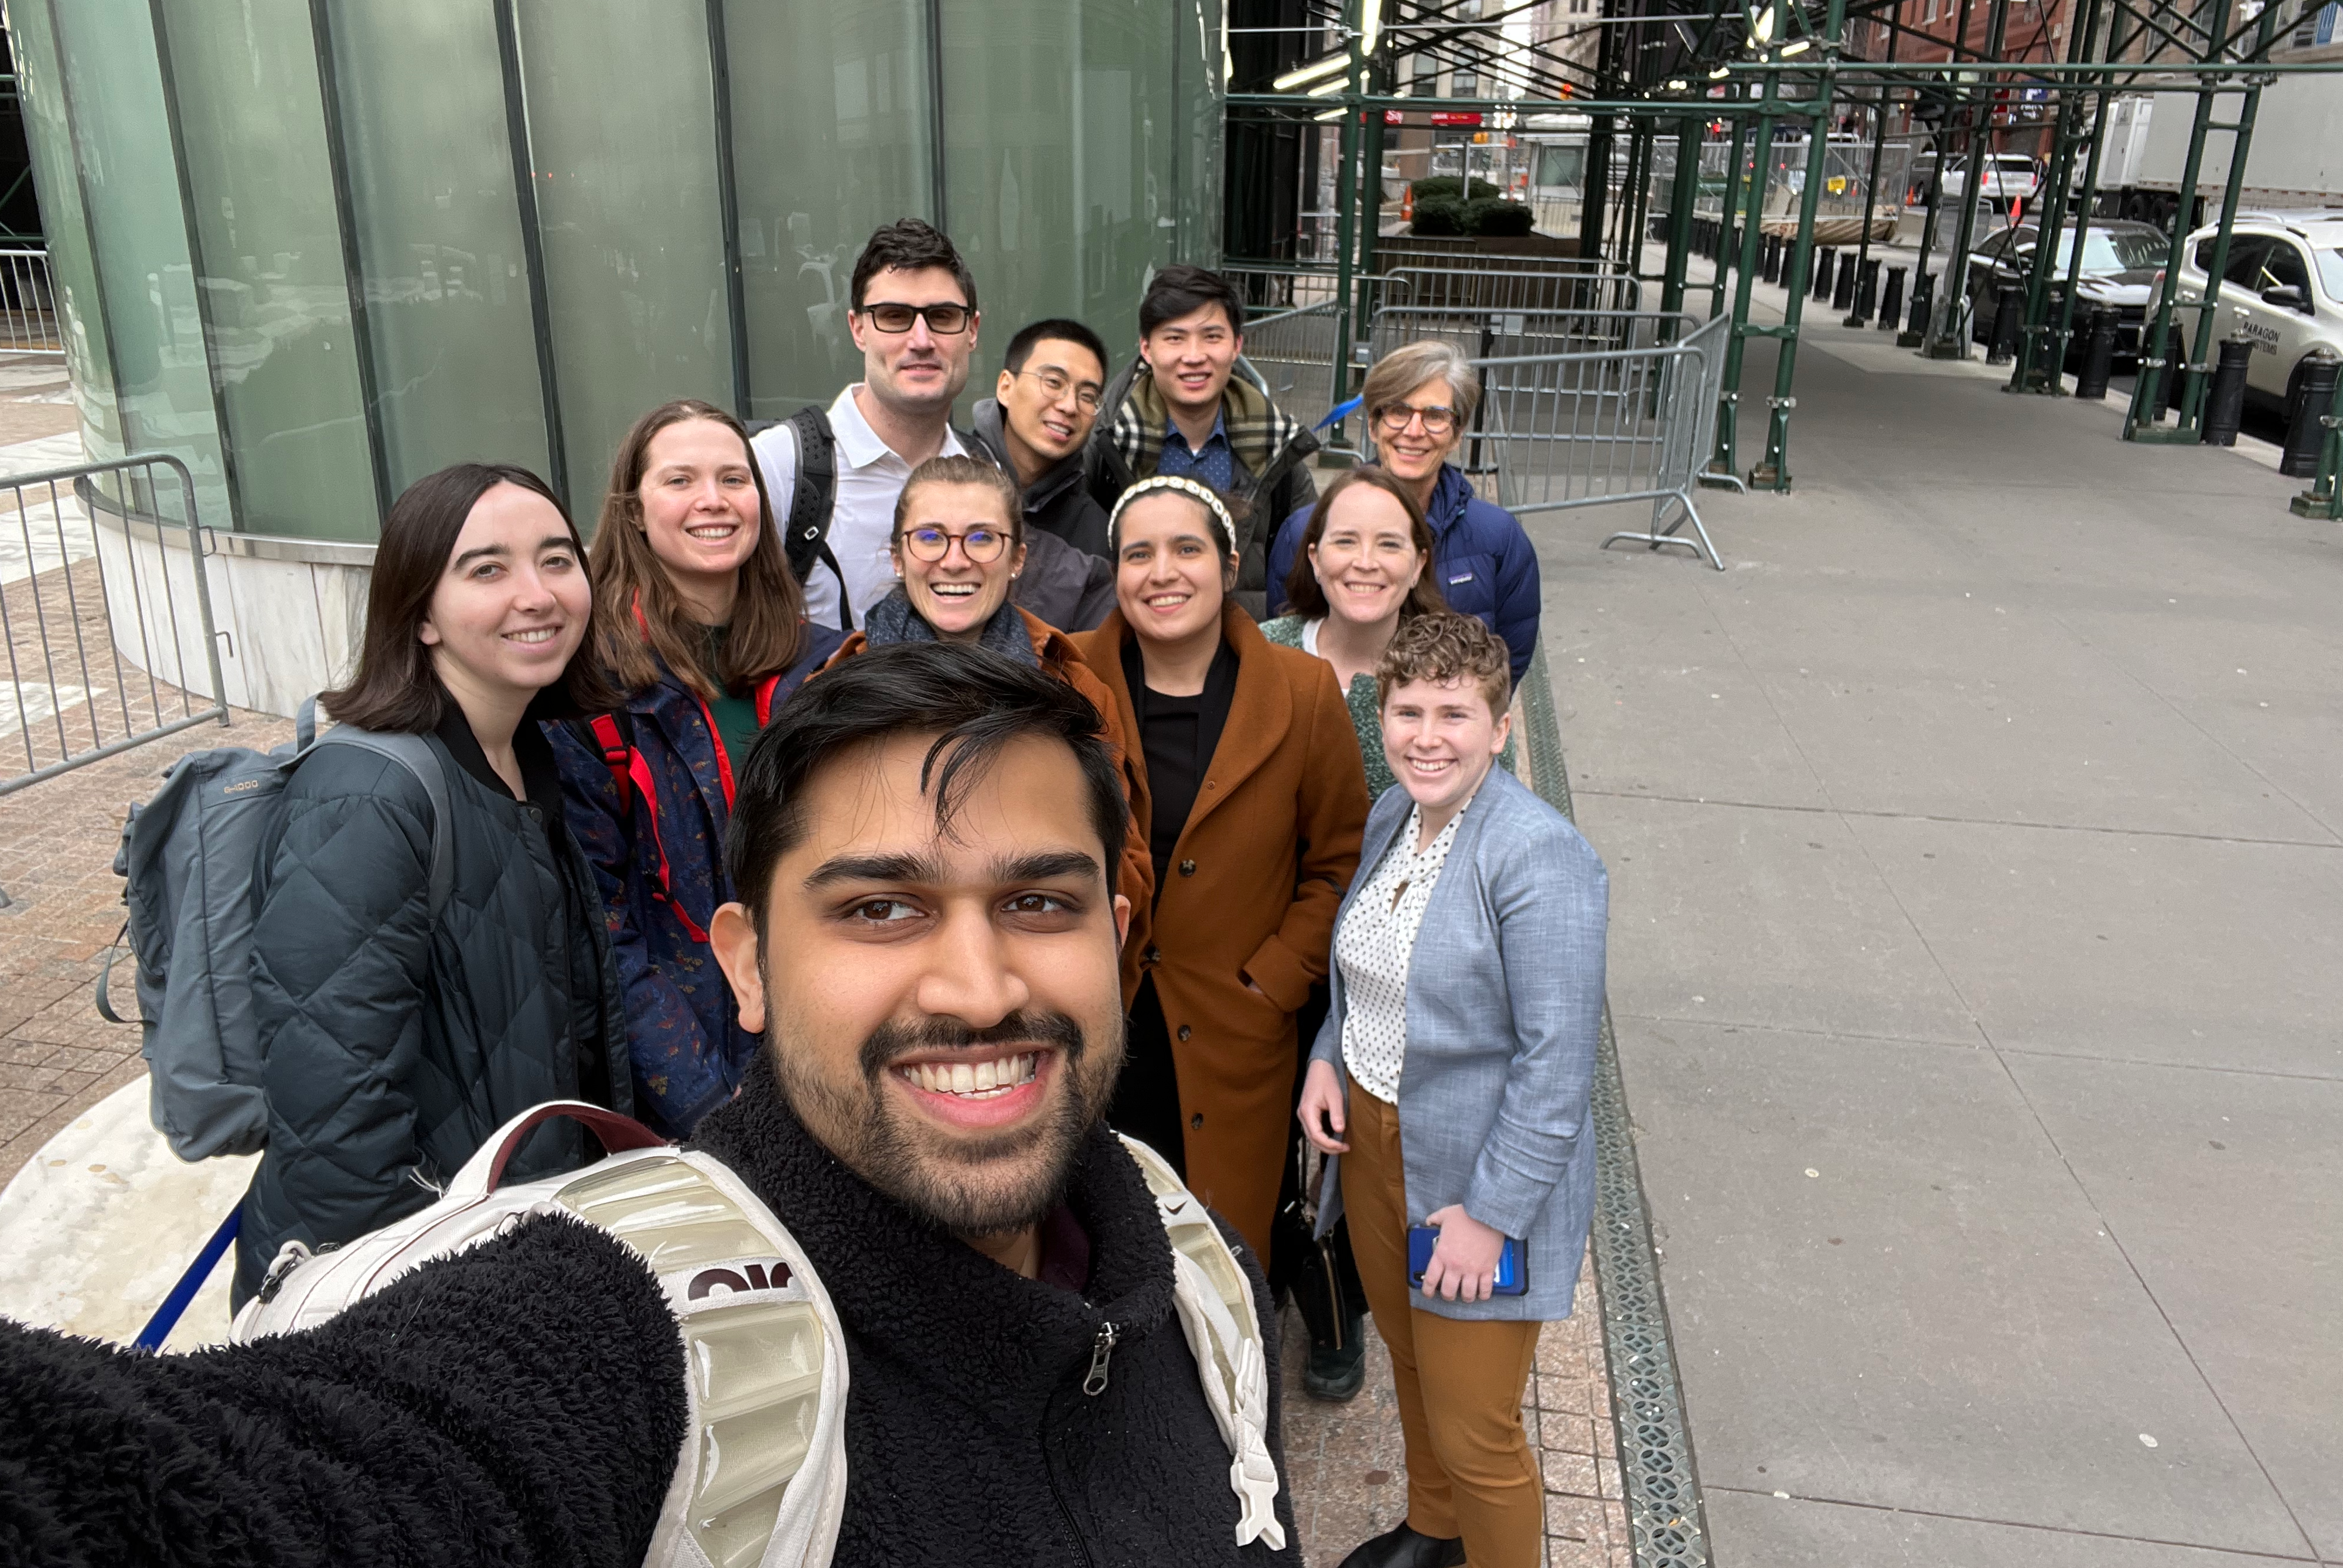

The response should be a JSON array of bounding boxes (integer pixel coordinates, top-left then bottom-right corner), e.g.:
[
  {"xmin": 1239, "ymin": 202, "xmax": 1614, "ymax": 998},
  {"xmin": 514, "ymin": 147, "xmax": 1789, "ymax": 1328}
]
[
  {"xmin": 548, "ymin": 626, "xmax": 842, "ymax": 1136},
  {"xmin": 1268, "ymin": 463, "xmax": 1540, "ymax": 688}
]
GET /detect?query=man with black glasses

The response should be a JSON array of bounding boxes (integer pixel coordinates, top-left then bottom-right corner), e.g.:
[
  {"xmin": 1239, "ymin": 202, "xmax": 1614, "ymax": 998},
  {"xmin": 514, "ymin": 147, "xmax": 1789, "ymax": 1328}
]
[{"xmin": 752, "ymin": 219, "xmax": 980, "ymax": 632}]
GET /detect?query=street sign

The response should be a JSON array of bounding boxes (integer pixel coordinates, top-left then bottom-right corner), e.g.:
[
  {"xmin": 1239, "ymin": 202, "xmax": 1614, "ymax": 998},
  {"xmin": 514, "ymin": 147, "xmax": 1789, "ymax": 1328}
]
[
  {"xmin": 1430, "ymin": 111, "xmax": 1483, "ymax": 127},
  {"xmin": 1384, "ymin": 110, "xmax": 1404, "ymax": 124}
]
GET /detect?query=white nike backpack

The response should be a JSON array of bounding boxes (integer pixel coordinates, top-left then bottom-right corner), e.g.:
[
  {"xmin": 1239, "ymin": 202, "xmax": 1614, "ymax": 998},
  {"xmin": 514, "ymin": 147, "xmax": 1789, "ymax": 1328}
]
[{"xmin": 233, "ymin": 1102, "xmax": 1285, "ymax": 1566}]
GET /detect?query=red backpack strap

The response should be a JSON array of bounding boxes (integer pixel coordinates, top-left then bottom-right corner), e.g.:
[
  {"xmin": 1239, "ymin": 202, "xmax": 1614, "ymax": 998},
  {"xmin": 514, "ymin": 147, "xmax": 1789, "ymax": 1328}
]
[
  {"xmin": 588, "ymin": 713, "xmax": 633, "ymax": 813},
  {"xmin": 590, "ymin": 711, "xmax": 708, "ymax": 945}
]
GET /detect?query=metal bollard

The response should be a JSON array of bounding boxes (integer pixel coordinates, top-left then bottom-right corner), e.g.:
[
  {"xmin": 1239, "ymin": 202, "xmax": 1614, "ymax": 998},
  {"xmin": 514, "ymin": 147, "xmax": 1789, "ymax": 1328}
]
[
  {"xmin": 1899, "ymin": 271, "xmax": 1933, "ymax": 348},
  {"xmin": 1832, "ymin": 256, "xmax": 1857, "ymax": 312},
  {"xmin": 1878, "ymin": 266, "xmax": 1907, "ymax": 333},
  {"xmin": 2165, "ymin": 326, "xmax": 2191, "ymax": 411},
  {"xmin": 2281, "ymin": 350, "xmax": 2342, "ymax": 478},
  {"xmin": 1813, "ymin": 248, "xmax": 1836, "ymax": 301},
  {"xmin": 2073, "ymin": 307, "xmax": 2119, "ymax": 400},
  {"xmin": 2201, "ymin": 336, "xmax": 2255, "ymax": 445},
  {"xmin": 1762, "ymin": 234, "xmax": 1782, "ymax": 284},
  {"xmin": 1845, "ymin": 258, "xmax": 1878, "ymax": 326},
  {"xmin": 1986, "ymin": 284, "xmax": 2023, "ymax": 364}
]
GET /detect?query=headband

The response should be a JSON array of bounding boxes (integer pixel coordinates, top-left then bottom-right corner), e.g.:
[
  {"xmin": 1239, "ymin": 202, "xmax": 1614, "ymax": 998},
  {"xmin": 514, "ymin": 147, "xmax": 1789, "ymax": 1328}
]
[{"xmin": 1107, "ymin": 475, "xmax": 1237, "ymax": 556}]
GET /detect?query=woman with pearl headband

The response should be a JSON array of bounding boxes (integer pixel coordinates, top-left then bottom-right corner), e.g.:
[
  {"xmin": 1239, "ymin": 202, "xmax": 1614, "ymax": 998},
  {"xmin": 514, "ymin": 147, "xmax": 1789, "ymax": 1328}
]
[{"xmin": 1072, "ymin": 474, "xmax": 1370, "ymax": 1266}]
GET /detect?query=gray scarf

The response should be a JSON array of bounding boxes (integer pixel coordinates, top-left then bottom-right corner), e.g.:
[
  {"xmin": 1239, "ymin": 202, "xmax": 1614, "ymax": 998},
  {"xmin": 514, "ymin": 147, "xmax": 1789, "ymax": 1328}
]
[{"xmin": 861, "ymin": 587, "xmax": 1039, "ymax": 667}]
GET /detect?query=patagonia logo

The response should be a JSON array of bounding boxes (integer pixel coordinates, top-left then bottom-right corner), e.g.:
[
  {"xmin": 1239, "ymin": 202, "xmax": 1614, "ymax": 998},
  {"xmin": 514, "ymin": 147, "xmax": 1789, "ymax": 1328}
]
[
  {"xmin": 1447, "ymin": 572, "xmax": 1475, "ymax": 585},
  {"xmin": 687, "ymin": 1259, "xmax": 793, "ymax": 1300}
]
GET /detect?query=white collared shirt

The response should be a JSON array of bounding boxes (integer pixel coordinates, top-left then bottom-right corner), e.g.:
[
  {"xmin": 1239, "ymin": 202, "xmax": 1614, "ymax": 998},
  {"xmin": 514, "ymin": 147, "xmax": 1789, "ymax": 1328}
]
[
  {"xmin": 1335, "ymin": 801, "xmax": 1464, "ymax": 1104},
  {"xmin": 751, "ymin": 385, "xmax": 967, "ymax": 631}
]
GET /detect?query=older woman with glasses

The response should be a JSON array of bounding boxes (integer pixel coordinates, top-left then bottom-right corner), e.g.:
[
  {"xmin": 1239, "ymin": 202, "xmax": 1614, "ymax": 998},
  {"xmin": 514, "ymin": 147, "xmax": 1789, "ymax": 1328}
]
[
  {"xmin": 821, "ymin": 453, "xmax": 1153, "ymax": 939},
  {"xmin": 1267, "ymin": 339, "xmax": 1540, "ymax": 690}
]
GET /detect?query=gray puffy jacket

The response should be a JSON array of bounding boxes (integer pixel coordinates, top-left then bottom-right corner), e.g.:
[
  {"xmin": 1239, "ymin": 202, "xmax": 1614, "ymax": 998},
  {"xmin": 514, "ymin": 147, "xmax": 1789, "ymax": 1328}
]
[{"xmin": 236, "ymin": 713, "xmax": 627, "ymax": 1301}]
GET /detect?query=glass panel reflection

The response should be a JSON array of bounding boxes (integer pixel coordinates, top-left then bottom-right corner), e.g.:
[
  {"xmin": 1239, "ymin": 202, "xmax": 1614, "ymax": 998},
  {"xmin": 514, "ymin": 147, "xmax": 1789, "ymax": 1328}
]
[
  {"xmin": 156, "ymin": 0, "xmax": 377, "ymax": 541},
  {"xmin": 512, "ymin": 0, "xmax": 735, "ymax": 515},
  {"xmin": 722, "ymin": 0, "xmax": 931, "ymax": 418},
  {"xmin": 323, "ymin": 0, "xmax": 550, "ymax": 494}
]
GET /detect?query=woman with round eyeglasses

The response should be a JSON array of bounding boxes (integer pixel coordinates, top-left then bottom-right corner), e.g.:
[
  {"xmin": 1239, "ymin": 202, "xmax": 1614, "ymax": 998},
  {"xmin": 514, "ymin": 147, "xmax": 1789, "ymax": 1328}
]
[
  {"xmin": 1267, "ymin": 339, "xmax": 1541, "ymax": 691},
  {"xmin": 819, "ymin": 454, "xmax": 1155, "ymax": 946}
]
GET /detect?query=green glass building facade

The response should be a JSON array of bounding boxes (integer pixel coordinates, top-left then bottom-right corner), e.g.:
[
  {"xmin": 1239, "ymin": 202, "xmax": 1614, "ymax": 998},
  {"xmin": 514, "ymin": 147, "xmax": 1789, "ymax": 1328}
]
[{"xmin": 8, "ymin": 0, "xmax": 1225, "ymax": 543}]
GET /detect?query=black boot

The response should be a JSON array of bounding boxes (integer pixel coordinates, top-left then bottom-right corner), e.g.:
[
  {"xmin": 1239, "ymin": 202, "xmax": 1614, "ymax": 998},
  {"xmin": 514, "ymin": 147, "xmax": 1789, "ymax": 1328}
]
[
  {"xmin": 1336, "ymin": 1521, "xmax": 1466, "ymax": 1568},
  {"xmin": 1304, "ymin": 1305, "xmax": 1366, "ymax": 1401}
]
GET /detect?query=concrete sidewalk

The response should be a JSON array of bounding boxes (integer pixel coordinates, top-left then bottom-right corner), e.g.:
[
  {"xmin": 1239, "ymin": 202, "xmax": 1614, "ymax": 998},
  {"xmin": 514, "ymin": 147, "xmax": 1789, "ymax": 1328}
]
[{"xmin": 1542, "ymin": 315, "xmax": 2338, "ymax": 1564}]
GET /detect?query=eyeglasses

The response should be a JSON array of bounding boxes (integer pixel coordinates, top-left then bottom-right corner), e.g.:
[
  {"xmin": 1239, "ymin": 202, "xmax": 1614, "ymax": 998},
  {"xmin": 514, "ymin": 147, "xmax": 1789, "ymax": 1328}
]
[
  {"xmin": 899, "ymin": 524, "xmax": 1011, "ymax": 564},
  {"xmin": 858, "ymin": 301, "xmax": 973, "ymax": 335},
  {"xmin": 1375, "ymin": 402, "xmax": 1459, "ymax": 437},
  {"xmin": 1015, "ymin": 367, "xmax": 1103, "ymax": 412}
]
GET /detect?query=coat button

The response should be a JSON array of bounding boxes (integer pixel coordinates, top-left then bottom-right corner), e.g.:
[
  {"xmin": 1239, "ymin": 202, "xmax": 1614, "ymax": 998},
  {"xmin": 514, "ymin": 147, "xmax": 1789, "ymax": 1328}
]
[
  {"xmin": 1189, "ymin": 1113, "xmax": 1203, "ymax": 1130},
  {"xmin": 1179, "ymin": 860, "xmax": 1196, "ymax": 877},
  {"xmin": 1176, "ymin": 1024, "xmax": 1191, "ymax": 1041}
]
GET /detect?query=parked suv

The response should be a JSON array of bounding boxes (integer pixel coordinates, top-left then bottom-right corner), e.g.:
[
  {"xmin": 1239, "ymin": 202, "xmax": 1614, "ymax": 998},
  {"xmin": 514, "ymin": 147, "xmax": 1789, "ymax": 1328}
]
[
  {"xmin": 2172, "ymin": 211, "xmax": 2343, "ymax": 424},
  {"xmin": 1965, "ymin": 219, "xmax": 2167, "ymax": 363}
]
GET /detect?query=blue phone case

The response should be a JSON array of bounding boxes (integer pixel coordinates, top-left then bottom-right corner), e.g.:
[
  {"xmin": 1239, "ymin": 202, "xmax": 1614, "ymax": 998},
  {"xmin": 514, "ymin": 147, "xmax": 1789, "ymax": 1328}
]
[{"xmin": 1407, "ymin": 1224, "xmax": 1528, "ymax": 1296}]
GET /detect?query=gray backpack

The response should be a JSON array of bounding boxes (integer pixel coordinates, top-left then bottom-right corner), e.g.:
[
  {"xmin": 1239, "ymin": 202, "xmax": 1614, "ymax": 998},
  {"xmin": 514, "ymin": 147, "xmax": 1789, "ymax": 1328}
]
[{"xmin": 98, "ymin": 700, "xmax": 452, "ymax": 1161}]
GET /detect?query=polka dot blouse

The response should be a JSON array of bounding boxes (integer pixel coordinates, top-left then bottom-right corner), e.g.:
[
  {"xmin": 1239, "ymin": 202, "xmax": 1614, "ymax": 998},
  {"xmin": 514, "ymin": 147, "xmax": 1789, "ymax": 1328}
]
[{"xmin": 1335, "ymin": 802, "xmax": 1464, "ymax": 1104}]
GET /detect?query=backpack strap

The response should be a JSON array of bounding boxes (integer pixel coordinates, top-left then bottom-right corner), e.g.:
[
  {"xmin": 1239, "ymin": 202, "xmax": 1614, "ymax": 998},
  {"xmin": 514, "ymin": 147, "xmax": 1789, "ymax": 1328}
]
[
  {"xmin": 233, "ymin": 1100, "xmax": 852, "ymax": 1568},
  {"xmin": 312, "ymin": 727, "xmax": 454, "ymax": 919},
  {"xmin": 781, "ymin": 406, "xmax": 854, "ymax": 632},
  {"xmin": 578, "ymin": 709, "xmax": 708, "ymax": 945},
  {"xmin": 586, "ymin": 712, "xmax": 634, "ymax": 813},
  {"xmin": 1118, "ymin": 1134, "xmax": 1288, "ymax": 1550}
]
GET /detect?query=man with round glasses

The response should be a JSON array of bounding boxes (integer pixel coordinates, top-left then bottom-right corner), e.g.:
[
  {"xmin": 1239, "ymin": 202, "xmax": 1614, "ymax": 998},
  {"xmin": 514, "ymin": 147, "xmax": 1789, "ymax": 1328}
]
[
  {"xmin": 971, "ymin": 318, "xmax": 1116, "ymax": 562},
  {"xmin": 752, "ymin": 219, "xmax": 981, "ymax": 633}
]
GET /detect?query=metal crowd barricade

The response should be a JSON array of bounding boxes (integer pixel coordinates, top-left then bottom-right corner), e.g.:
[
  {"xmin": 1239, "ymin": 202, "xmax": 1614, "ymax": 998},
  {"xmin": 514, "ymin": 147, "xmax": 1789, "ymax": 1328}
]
[
  {"xmin": 0, "ymin": 453, "xmax": 228, "ymax": 796},
  {"xmin": 1376, "ymin": 263, "xmax": 1643, "ymax": 318},
  {"xmin": 1464, "ymin": 314, "xmax": 1734, "ymax": 570},
  {"xmin": 1235, "ymin": 299, "xmax": 1343, "ymax": 425},
  {"xmin": 0, "ymin": 249, "xmax": 65, "ymax": 359},
  {"xmin": 1367, "ymin": 305, "xmax": 1694, "ymax": 366}
]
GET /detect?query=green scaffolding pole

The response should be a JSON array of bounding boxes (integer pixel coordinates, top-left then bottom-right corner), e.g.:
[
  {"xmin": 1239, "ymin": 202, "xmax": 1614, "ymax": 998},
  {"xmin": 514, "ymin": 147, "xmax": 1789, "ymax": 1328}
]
[
  {"xmin": 1709, "ymin": 109, "xmax": 1749, "ymax": 324},
  {"xmin": 1712, "ymin": 61, "xmax": 1781, "ymax": 478},
  {"xmin": 2127, "ymin": 0, "xmax": 2278, "ymax": 442},
  {"xmin": 1751, "ymin": 0, "xmax": 1847, "ymax": 492},
  {"xmin": 2043, "ymin": 2, "xmax": 2120, "ymax": 391},
  {"xmin": 1924, "ymin": 0, "xmax": 2011, "ymax": 360},
  {"xmin": 1660, "ymin": 114, "xmax": 1701, "ymax": 329},
  {"xmin": 2007, "ymin": 0, "xmax": 2103, "ymax": 394}
]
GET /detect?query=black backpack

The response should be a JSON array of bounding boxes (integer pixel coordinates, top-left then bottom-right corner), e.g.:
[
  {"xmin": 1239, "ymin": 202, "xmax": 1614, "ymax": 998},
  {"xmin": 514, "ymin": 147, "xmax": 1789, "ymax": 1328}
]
[{"xmin": 748, "ymin": 407, "xmax": 851, "ymax": 630}]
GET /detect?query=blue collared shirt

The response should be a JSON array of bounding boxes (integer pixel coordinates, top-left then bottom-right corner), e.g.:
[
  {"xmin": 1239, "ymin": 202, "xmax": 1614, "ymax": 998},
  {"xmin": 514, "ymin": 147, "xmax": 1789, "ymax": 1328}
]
[{"xmin": 1156, "ymin": 410, "xmax": 1237, "ymax": 495}]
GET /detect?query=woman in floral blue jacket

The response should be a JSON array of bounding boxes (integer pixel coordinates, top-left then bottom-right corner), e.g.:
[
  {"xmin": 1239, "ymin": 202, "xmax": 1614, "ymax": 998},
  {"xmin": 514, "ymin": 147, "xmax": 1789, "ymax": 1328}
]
[{"xmin": 551, "ymin": 400, "xmax": 841, "ymax": 1136}]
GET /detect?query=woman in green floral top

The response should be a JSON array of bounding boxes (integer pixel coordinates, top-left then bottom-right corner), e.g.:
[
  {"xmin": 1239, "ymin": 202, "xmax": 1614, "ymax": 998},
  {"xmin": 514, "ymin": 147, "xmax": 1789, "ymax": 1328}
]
[{"xmin": 1261, "ymin": 465, "xmax": 1448, "ymax": 802}]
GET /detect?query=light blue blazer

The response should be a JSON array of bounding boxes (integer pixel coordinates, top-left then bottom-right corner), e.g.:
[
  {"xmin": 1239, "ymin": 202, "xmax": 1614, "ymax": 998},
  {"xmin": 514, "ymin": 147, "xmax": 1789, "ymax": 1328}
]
[{"xmin": 1311, "ymin": 765, "xmax": 1608, "ymax": 1321}]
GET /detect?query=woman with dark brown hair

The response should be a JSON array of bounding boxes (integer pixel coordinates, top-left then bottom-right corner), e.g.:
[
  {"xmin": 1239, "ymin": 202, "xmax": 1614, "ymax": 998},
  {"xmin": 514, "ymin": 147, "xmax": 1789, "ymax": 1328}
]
[
  {"xmin": 550, "ymin": 399, "xmax": 844, "ymax": 1136},
  {"xmin": 1072, "ymin": 475, "xmax": 1368, "ymax": 1263},
  {"xmin": 237, "ymin": 463, "xmax": 629, "ymax": 1305},
  {"xmin": 1260, "ymin": 465, "xmax": 1447, "ymax": 802},
  {"xmin": 817, "ymin": 453, "xmax": 1154, "ymax": 940}
]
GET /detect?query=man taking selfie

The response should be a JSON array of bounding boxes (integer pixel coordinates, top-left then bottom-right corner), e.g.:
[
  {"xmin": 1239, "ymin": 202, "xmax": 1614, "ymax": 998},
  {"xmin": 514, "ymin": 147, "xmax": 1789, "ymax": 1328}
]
[{"xmin": 0, "ymin": 646, "xmax": 1298, "ymax": 1568}]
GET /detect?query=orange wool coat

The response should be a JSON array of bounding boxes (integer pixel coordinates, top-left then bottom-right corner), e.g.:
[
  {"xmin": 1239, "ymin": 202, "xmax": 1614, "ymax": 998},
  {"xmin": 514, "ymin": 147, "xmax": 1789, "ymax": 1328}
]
[
  {"xmin": 820, "ymin": 608, "xmax": 1155, "ymax": 963},
  {"xmin": 1072, "ymin": 605, "xmax": 1370, "ymax": 1256}
]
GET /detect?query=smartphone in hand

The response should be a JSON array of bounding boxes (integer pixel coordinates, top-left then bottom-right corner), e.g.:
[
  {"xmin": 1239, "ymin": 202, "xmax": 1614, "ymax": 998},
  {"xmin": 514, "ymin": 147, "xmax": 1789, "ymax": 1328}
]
[{"xmin": 1407, "ymin": 1223, "xmax": 1528, "ymax": 1296}]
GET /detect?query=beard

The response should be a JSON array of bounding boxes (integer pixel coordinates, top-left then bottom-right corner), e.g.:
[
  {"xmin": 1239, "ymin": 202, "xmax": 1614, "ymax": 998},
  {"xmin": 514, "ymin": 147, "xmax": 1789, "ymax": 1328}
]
[{"xmin": 771, "ymin": 1007, "xmax": 1125, "ymax": 1237}]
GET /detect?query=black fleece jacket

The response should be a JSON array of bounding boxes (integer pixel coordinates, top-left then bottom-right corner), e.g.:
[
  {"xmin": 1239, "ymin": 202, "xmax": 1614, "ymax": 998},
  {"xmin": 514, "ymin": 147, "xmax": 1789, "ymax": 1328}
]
[
  {"xmin": 0, "ymin": 1058, "xmax": 1298, "ymax": 1568},
  {"xmin": 690, "ymin": 1054, "xmax": 1301, "ymax": 1565},
  {"xmin": 0, "ymin": 1215, "xmax": 684, "ymax": 1568}
]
